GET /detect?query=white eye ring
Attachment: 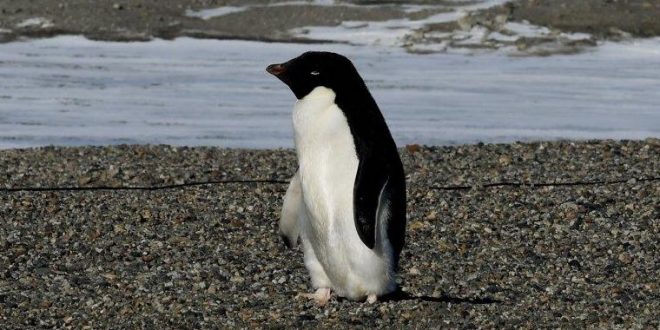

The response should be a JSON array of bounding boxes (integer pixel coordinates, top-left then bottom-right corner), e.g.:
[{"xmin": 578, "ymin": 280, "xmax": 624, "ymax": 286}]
[{"xmin": 310, "ymin": 71, "xmax": 320, "ymax": 76}]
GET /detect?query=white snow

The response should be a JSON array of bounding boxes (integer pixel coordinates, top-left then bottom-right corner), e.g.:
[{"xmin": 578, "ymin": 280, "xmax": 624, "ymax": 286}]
[
  {"xmin": 290, "ymin": 0, "xmax": 512, "ymax": 48},
  {"xmin": 0, "ymin": 36, "xmax": 658, "ymax": 149},
  {"xmin": 15, "ymin": 17, "xmax": 54, "ymax": 29},
  {"xmin": 185, "ymin": 6, "xmax": 247, "ymax": 20},
  {"xmin": 503, "ymin": 21, "xmax": 551, "ymax": 37},
  {"xmin": 289, "ymin": 1, "xmax": 598, "ymax": 55},
  {"xmin": 184, "ymin": 0, "xmax": 346, "ymax": 20}
]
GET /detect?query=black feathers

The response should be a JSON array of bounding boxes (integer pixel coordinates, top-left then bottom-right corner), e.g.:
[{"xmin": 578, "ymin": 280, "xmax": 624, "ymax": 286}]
[{"xmin": 267, "ymin": 51, "xmax": 362, "ymax": 100}]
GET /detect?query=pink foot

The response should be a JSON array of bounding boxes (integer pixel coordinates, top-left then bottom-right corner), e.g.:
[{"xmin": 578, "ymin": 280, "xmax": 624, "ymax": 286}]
[{"xmin": 296, "ymin": 288, "xmax": 332, "ymax": 306}]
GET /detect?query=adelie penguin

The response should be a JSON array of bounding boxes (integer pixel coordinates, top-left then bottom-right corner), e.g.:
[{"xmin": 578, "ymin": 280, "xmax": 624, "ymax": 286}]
[{"xmin": 267, "ymin": 52, "xmax": 406, "ymax": 305}]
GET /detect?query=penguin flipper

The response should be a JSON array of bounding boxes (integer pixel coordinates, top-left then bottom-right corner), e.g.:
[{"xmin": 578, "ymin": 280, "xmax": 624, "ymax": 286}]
[
  {"xmin": 354, "ymin": 157, "xmax": 406, "ymax": 258},
  {"xmin": 279, "ymin": 171, "xmax": 302, "ymax": 249},
  {"xmin": 353, "ymin": 157, "xmax": 390, "ymax": 250}
]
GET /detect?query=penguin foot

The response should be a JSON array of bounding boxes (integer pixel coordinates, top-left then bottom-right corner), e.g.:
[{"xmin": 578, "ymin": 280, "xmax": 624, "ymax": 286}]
[
  {"xmin": 367, "ymin": 294, "xmax": 378, "ymax": 304},
  {"xmin": 296, "ymin": 288, "xmax": 332, "ymax": 306}
]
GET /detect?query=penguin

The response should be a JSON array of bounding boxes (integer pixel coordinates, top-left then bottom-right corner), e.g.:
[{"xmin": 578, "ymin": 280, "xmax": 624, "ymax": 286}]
[{"xmin": 267, "ymin": 51, "xmax": 406, "ymax": 305}]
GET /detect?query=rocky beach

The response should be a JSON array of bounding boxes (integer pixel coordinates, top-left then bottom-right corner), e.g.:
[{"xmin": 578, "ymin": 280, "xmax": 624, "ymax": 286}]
[
  {"xmin": 1, "ymin": 140, "xmax": 658, "ymax": 328},
  {"xmin": 1, "ymin": 0, "xmax": 659, "ymax": 328}
]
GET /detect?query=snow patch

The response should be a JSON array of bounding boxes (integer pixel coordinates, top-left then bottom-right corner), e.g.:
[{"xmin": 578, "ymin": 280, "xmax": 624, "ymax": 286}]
[
  {"xmin": 185, "ymin": 6, "xmax": 247, "ymax": 20},
  {"xmin": 290, "ymin": 0, "xmax": 511, "ymax": 48},
  {"xmin": 185, "ymin": 0, "xmax": 342, "ymax": 20},
  {"xmin": 15, "ymin": 17, "xmax": 54, "ymax": 29}
]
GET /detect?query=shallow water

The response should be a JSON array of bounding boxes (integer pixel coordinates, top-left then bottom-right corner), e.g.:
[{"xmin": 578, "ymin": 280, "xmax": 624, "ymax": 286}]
[{"xmin": 0, "ymin": 36, "xmax": 658, "ymax": 148}]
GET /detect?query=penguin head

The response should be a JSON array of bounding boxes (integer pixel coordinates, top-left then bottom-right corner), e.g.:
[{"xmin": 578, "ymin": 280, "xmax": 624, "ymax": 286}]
[{"xmin": 267, "ymin": 51, "xmax": 362, "ymax": 99}]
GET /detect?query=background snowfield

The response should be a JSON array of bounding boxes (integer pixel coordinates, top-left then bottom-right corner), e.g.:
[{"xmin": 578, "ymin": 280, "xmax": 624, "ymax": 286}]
[{"xmin": 0, "ymin": 36, "xmax": 659, "ymax": 148}]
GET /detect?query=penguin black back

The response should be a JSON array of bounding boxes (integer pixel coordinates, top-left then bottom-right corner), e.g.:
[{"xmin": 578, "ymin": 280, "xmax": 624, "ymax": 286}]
[{"xmin": 267, "ymin": 51, "xmax": 407, "ymax": 263}]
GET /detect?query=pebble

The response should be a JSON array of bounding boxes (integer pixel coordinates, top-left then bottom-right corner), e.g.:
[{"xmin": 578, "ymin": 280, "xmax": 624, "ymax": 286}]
[{"xmin": 0, "ymin": 139, "xmax": 657, "ymax": 328}]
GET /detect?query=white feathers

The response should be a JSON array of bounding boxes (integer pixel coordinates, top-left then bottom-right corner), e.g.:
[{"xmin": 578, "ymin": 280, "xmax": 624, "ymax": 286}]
[
  {"xmin": 279, "ymin": 172, "xmax": 302, "ymax": 248},
  {"xmin": 280, "ymin": 86, "xmax": 396, "ymax": 300}
]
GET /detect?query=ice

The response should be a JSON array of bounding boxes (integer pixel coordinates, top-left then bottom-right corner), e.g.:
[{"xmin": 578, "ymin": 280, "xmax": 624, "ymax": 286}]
[
  {"xmin": 184, "ymin": 0, "xmax": 346, "ymax": 20},
  {"xmin": 291, "ymin": 0, "xmax": 511, "ymax": 47},
  {"xmin": 15, "ymin": 17, "xmax": 54, "ymax": 29},
  {"xmin": 185, "ymin": 6, "xmax": 248, "ymax": 20},
  {"xmin": 503, "ymin": 22, "xmax": 551, "ymax": 38},
  {"xmin": 0, "ymin": 36, "xmax": 659, "ymax": 149}
]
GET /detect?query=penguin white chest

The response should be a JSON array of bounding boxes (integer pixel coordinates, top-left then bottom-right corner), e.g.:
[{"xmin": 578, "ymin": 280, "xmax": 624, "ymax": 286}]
[
  {"xmin": 291, "ymin": 87, "xmax": 394, "ymax": 299},
  {"xmin": 292, "ymin": 86, "xmax": 359, "ymax": 234}
]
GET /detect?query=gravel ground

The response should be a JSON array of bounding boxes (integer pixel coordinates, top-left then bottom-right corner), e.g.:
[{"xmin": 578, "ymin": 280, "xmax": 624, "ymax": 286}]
[
  {"xmin": 407, "ymin": 0, "xmax": 660, "ymax": 55},
  {"xmin": 1, "ymin": 139, "xmax": 658, "ymax": 328},
  {"xmin": 0, "ymin": 0, "xmax": 430, "ymax": 43},
  {"xmin": 2, "ymin": 0, "xmax": 659, "ymax": 45}
]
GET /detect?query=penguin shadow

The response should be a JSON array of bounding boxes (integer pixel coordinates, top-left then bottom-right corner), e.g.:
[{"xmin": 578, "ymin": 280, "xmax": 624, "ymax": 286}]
[{"xmin": 378, "ymin": 288, "xmax": 501, "ymax": 305}]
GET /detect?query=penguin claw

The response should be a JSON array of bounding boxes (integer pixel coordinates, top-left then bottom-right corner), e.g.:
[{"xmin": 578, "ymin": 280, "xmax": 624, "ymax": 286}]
[
  {"xmin": 296, "ymin": 288, "xmax": 332, "ymax": 306},
  {"xmin": 279, "ymin": 233, "xmax": 300, "ymax": 249},
  {"xmin": 367, "ymin": 294, "xmax": 378, "ymax": 304},
  {"xmin": 280, "ymin": 234, "xmax": 295, "ymax": 249}
]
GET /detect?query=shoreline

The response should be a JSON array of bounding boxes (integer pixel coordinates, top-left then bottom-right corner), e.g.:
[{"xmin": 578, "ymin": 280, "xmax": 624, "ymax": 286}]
[
  {"xmin": 1, "ymin": 139, "xmax": 658, "ymax": 327},
  {"xmin": 2, "ymin": 139, "xmax": 657, "ymax": 188}
]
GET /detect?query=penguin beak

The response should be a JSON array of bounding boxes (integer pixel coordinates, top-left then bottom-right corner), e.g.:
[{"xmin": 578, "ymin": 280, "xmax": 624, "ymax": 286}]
[{"xmin": 266, "ymin": 63, "xmax": 287, "ymax": 76}]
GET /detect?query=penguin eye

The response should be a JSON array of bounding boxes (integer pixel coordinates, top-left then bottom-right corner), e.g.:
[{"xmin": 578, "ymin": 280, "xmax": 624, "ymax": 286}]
[{"xmin": 310, "ymin": 71, "xmax": 320, "ymax": 76}]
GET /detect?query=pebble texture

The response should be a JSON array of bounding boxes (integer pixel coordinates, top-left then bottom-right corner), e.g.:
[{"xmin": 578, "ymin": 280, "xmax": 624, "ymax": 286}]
[{"xmin": 0, "ymin": 139, "xmax": 658, "ymax": 328}]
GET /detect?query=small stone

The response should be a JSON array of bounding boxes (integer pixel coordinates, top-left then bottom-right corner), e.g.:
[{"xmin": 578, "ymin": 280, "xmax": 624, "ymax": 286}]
[
  {"xmin": 618, "ymin": 252, "xmax": 632, "ymax": 264},
  {"xmin": 78, "ymin": 176, "xmax": 92, "ymax": 185},
  {"xmin": 230, "ymin": 276, "xmax": 244, "ymax": 283},
  {"xmin": 406, "ymin": 144, "xmax": 422, "ymax": 153},
  {"xmin": 141, "ymin": 209, "xmax": 152, "ymax": 220},
  {"xmin": 498, "ymin": 155, "xmax": 512, "ymax": 166},
  {"xmin": 207, "ymin": 285, "xmax": 217, "ymax": 294}
]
